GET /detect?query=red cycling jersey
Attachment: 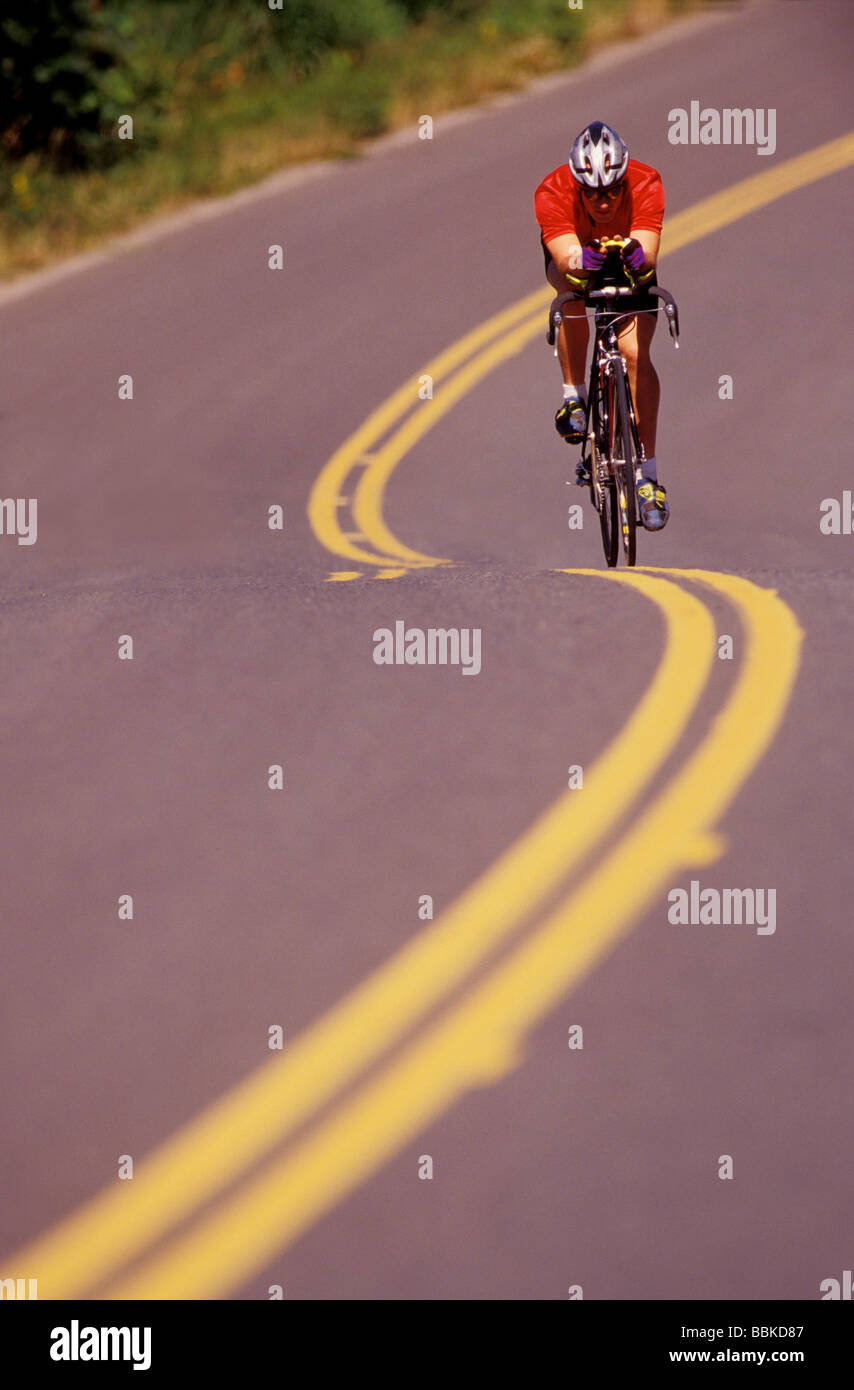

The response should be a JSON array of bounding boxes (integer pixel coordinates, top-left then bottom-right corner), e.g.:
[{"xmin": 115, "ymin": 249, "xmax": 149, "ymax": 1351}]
[{"xmin": 535, "ymin": 158, "xmax": 665, "ymax": 247}]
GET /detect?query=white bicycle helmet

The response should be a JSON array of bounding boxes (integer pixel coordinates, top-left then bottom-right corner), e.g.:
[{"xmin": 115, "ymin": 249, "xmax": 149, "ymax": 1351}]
[{"xmin": 568, "ymin": 121, "xmax": 629, "ymax": 189}]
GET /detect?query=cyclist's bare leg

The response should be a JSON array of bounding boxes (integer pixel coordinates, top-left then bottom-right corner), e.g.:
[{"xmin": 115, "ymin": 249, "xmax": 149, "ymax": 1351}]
[
  {"xmin": 547, "ymin": 261, "xmax": 587, "ymax": 386},
  {"xmin": 617, "ymin": 312, "xmax": 659, "ymax": 460}
]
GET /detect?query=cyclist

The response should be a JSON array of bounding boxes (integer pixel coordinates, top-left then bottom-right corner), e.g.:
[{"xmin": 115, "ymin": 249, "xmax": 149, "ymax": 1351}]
[{"xmin": 535, "ymin": 121, "xmax": 669, "ymax": 530}]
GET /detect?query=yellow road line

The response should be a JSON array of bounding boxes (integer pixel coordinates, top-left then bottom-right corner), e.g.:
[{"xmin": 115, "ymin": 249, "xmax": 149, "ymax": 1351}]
[
  {"xmin": 7, "ymin": 134, "xmax": 840, "ymax": 1296},
  {"xmin": 5, "ymin": 571, "xmax": 712, "ymax": 1298},
  {"xmin": 107, "ymin": 137, "xmax": 834, "ymax": 1287},
  {"xmin": 351, "ymin": 309, "xmax": 543, "ymax": 565},
  {"xmin": 307, "ymin": 289, "xmax": 547, "ymax": 568},
  {"xmin": 104, "ymin": 571, "xmax": 802, "ymax": 1299},
  {"xmin": 661, "ymin": 130, "xmax": 854, "ymax": 254}
]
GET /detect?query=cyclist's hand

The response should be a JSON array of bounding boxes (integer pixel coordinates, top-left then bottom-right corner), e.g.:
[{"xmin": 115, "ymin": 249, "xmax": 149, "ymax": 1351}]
[
  {"xmin": 581, "ymin": 241, "xmax": 606, "ymax": 272},
  {"xmin": 620, "ymin": 238, "xmax": 646, "ymax": 273}
]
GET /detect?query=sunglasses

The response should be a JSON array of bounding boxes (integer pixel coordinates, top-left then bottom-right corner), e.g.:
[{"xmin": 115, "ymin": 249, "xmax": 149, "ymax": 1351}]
[{"xmin": 580, "ymin": 184, "xmax": 624, "ymax": 201}]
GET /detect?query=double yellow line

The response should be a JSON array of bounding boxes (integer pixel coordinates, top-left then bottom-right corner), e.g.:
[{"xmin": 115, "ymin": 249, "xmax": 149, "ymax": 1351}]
[
  {"xmin": 6, "ymin": 133, "xmax": 851, "ymax": 1298},
  {"xmin": 6, "ymin": 569, "xmax": 711, "ymax": 1297},
  {"xmin": 4, "ymin": 568, "xmax": 801, "ymax": 1298},
  {"xmin": 308, "ymin": 291, "xmax": 546, "ymax": 576},
  {"xmin": 104, "ymin": 573, "xmax": 801, "ymax": 1300}
]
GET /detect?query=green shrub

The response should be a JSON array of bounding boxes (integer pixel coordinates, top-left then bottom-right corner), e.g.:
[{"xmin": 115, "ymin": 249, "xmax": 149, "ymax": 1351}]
[
  {"xmin": 312, "ymin": 50, "xmax": 393, "ymax": 137},
  {"xmin": 266, "ymin": 0, "xmax": 405, "ymax": 73},
  {"xmin": 391, "ymin": 1, "xmax": 489, "ymax": 17},
  {"xmin": 0, "ymin": 0, "xmax": 408, "ymax": 169},
  {"xmin": 0, "ymin": 0, "xmax": 138, "ymax": 168}
]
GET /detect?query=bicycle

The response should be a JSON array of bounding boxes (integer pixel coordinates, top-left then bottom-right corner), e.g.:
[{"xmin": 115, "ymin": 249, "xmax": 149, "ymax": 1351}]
[{"xmin": 547, "ymin": 236, "xmax": 680, "ymax": 567}]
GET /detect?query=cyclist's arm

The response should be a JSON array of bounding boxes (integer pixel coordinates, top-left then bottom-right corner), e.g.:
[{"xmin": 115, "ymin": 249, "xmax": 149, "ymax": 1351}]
[
  {"xmin": 630, "ymin": 229, "xmax": 660, "ymax": 271},
  {"xmin": 545, "ymin": 232, "xmax": 585, "ymax": 279}
]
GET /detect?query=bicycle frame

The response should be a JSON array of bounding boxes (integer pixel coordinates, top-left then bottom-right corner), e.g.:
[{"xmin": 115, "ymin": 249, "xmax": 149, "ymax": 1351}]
[
  {"xmin": 547, "ymin": 275, "xmax": 680, "ymax": 566},
  {"xmin": 587, "ymin": 299, "xmax": 642, "ymax": 481},
  {"xmin": 548, "ymin": 284, "xmax": 679, "ymax": 474}
]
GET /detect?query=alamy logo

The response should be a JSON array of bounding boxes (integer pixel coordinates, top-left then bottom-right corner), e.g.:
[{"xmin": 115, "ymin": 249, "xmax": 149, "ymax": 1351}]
[
  {"xmin": 50, "ymin": 1321, "xmax": 151, "ymax": 1371},
  {"xmin": 0, "ymin": 497, "xmax": 38, "ymax": 545},
  {"xmin": 820, "ymin": 1270, "xmax": 853, "ymax": 1299},
  {"xmin": 373, "ymin": 620, "xmax": 481, "ymax": 675},
  {"xmin": 0, "ymin": 1276, "xmax": 38, "ymax": 1299},
  {"xmin": 667, "ymin": 880, "xmax": 776, "ymax": 935},
  {"xmin": 819, "ymin": 492, "xmax": 854, "ymax": 533},
  {"xmin": 668, "ymin": 104, "xmax": 776, "ymax": 156}
]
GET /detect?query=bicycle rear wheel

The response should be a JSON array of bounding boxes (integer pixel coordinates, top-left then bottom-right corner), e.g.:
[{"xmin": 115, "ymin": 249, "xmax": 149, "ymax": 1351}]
[{"xmin": 612, "ymin": 365, "xmax": 637, "ymax": 567}]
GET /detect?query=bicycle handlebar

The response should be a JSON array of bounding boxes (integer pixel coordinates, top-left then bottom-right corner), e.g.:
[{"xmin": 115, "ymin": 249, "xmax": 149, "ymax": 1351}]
[
  {"xmin": 547, "ymin": 281, "xmax": 680, "ymax": 346},
  {"xmin": 546, "ymin": 234, "xmax": 680, "ymax": 347},
  {"xmin": 646, "ymin": 285, "xmax": 680, "ymax": 342},
  {"xmin": 595, "ymin": 235, "xmax": 631, "ymax": 253}
]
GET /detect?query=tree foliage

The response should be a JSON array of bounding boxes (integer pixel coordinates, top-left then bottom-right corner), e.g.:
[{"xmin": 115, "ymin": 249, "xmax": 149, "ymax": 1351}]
[
  {"xmin": 0, "ymin": 0, "xmax": 492, "ymax": 169},
  {"xmin": 0, "ymin": 1, "xmax": 137, "ymax": 167}
]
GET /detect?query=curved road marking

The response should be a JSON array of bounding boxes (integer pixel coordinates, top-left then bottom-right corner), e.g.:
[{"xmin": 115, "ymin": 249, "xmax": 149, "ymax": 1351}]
[
  {"xmin": 351, "ymin": 309, "xmax": 544, "ymax": 565},
  {"xmin": 308, "ymin": 290, "xmax": 546, "ymax": 569},
  {"xmin": 102, "ymin": 571, "xmax": 802, "ymax": 1299},
  {"xmin": 6, "ymin": 134, "xmax": 840, "ymax": 1295},
  {"xmin": 4, "ymin": 570, "xmax": 713, "ymax": 1297}
]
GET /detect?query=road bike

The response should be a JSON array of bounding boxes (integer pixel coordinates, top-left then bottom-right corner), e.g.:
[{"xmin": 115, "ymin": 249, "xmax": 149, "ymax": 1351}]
[{"xmin": 547, "ymin": 236, "xmax": 680, "ymax": 567}]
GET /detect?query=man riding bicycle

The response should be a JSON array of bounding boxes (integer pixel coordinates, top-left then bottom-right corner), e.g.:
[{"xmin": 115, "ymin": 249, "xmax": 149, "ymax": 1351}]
[{"xmin": 535, "ymin": 121, "xmax": 669, "ymax": 531}]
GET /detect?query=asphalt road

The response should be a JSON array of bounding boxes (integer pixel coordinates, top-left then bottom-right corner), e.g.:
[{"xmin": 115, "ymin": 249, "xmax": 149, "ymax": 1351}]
[{"xmin": 2, "ymin": 0, "xmax": 853, "ymax": 1301}]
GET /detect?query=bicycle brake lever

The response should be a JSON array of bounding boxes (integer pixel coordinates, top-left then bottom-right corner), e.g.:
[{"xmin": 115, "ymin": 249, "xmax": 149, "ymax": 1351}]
[{"xmin": 664, "ymin": 303, "xmax": 680, "ymax": 347}]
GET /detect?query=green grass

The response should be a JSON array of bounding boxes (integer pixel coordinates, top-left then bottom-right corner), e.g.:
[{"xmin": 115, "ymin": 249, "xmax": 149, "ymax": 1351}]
[{"xmin": 0, "ymin": 0, "xmax": 699, "ymax": 280}]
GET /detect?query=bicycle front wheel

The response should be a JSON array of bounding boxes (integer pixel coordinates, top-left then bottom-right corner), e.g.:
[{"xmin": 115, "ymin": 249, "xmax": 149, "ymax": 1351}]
[{"xmin": 612, "ymin": 364, "xmax": 637, "ymax": 567}]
